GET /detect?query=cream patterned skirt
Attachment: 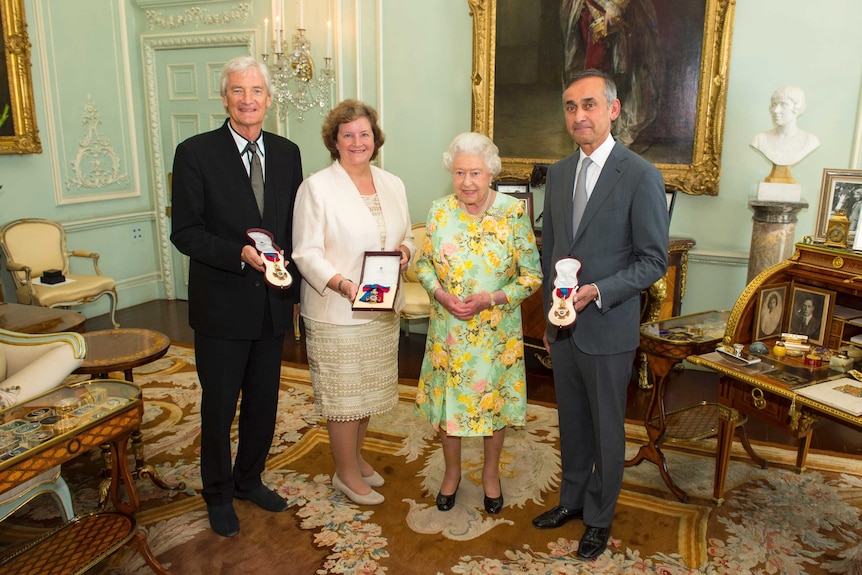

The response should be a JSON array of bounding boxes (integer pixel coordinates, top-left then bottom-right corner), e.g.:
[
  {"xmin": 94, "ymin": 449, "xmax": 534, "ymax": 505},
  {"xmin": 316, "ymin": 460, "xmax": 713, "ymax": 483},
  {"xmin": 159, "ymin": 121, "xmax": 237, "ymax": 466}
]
[{"xmin": 303, "ymin": 312, "xmax": 400, "ymax": 421}]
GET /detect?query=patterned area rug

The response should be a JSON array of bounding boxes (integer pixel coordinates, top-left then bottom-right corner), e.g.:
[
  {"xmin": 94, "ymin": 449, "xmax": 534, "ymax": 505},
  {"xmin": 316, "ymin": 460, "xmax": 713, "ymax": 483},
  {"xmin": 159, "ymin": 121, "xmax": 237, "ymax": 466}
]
[{"xmin": 1, "ymin": 344, "xmax": 860, "ymax": 574}]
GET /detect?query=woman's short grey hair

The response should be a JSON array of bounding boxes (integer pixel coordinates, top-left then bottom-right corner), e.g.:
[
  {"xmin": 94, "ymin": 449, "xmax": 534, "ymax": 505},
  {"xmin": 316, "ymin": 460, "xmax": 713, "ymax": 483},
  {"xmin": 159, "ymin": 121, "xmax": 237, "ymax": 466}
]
[
  {"xmin": 220, "ymin": 56, "xmax": 272, "ymax": 97},
  {"xmin": 442, "ymin": 132, "xmax": 502, "ymax": 178},
  {"xmin": 771, "ymin": 85, "xmax": 806, "ymax": 116}
]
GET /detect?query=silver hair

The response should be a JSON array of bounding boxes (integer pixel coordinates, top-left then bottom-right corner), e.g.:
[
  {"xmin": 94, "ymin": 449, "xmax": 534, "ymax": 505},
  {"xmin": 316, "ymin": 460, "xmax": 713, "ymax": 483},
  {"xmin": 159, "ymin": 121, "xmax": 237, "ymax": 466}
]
[
  {"xmin": 220, "ymin": 56, "xmax": 272, "ymax": 97},
  {"xmin": 565, "ymin": 69, "xmax": 618, "ymax": 107},
  {"xmin": 771, "ymin": 85, "xmax": 806, "ymax": 116},
  {"xmin": 442, "ymin": 132, "xmax": 502, "ymax": 178}
]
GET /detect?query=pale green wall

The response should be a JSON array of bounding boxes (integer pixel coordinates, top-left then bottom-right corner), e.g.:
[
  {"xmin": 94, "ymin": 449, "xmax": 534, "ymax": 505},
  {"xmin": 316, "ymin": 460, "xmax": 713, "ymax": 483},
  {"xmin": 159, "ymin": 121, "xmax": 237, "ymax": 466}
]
[
  {"xmin": 674, "ymin": 0, "xmax": 862, "ymax": 314},
  {"xmin": 0, "ymin": 0, "xmax": 860, "ymax": 324}
]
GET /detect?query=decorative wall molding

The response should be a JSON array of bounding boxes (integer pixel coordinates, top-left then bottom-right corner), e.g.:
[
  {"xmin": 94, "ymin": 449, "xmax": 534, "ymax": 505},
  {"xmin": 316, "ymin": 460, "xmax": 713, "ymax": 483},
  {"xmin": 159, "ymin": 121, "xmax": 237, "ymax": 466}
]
[
  {"xmin": 63, "ymin": 211, "xmax": 154, "ymax": 234},
  {"xmin": 143, "ymin": 3, "xmax": 250, "ymax": 30},
  {"xmin": 689, "ymin": 249, "xmax": 749, "ymax": 268},
  {"xmin": 141, "ymin": 31, "xmax": 253, "ymax": 299},
  {"xmin": 65, "ymin": 95, "xmax": 130, "ymax": 191},
  {"xmin": 33, "ymin": 0, "xmax": 141, "ymax": 205}
]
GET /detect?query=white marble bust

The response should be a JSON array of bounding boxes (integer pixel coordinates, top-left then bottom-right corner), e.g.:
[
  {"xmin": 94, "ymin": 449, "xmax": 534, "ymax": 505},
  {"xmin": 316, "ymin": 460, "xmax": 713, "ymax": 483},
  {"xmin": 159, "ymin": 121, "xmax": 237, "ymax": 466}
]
[{"xmin": 750, "ymin": 85, "xmax": 820, "ymax": 167}]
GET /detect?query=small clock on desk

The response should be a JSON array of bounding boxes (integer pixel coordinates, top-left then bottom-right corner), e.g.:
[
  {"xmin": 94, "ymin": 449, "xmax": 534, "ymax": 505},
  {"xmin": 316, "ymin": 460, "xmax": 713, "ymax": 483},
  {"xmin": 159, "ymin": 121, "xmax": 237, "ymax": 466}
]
[{"xmin": 825, "ymin": 209, "xmax": 851, "ymax": 248}]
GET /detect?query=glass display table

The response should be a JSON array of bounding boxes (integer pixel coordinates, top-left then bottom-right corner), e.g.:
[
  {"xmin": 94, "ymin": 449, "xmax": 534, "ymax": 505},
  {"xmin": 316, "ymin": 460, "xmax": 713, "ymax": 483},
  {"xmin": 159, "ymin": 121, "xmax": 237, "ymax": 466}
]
[{"xmin": 0, "ymin": 379, "xmax": 170, "ymax": 574}]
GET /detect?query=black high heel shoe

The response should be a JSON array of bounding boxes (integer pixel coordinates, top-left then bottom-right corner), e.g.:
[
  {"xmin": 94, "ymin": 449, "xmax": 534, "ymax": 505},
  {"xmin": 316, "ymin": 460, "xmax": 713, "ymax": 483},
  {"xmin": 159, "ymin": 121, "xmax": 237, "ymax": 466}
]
[
  {"xmin": 436, "ymin": 479, "xmax": 460, "ymax": 511},
  {"xmin": 484, "ymin": 481, "xmax": 504, "ymax": 514}
]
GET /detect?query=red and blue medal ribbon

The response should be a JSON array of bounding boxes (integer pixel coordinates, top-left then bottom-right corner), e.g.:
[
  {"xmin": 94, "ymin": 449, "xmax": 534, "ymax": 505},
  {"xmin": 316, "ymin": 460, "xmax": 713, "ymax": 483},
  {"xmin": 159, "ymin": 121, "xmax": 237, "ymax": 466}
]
[
  {"xmin": 556, "ymin": 287, "xmax": 572, "ymax": 299},
  {"xmin": 359, "ymin": 284, "xmax": 390, "ymax": 302}
]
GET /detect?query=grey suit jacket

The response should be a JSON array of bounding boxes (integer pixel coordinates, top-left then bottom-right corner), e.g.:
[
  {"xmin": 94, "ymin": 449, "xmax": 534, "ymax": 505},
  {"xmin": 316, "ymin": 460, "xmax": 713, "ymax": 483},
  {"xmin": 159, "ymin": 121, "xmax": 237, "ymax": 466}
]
[{"xmin": 542, "ymin": 140, "xmax": 669, "ymax": 353}]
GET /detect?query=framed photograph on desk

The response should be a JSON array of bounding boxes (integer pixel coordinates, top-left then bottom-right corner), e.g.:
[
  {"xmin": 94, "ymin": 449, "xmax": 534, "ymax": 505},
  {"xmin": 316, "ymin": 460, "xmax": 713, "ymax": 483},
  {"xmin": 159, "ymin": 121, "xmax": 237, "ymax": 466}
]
[
  {"xmin": 787, "ymin": 284, "xmax": 835, "ymax": 346},
  {"xmin": 753, "ymin": 283, "xmax": 787, "ymax": 341},
  {"xmin": 816, "ymin": 168, "xmax": 862, "ymax": 243}
]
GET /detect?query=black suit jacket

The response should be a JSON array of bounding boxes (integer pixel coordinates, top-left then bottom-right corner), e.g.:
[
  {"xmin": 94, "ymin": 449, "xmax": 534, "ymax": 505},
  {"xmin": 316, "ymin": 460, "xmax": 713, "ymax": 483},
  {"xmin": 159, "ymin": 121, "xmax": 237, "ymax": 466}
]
[{"xmin": 170, "ymin": 120, "xmax": 302, "ymax": 339}]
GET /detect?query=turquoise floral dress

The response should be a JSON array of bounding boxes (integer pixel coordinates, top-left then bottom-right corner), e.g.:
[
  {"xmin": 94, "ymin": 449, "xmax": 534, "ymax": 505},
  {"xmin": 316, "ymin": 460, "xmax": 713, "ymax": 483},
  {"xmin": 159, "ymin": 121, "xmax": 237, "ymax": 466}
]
[{"xmin": 414, "ymin": 193, "xmax": 542, "ymax": 436}]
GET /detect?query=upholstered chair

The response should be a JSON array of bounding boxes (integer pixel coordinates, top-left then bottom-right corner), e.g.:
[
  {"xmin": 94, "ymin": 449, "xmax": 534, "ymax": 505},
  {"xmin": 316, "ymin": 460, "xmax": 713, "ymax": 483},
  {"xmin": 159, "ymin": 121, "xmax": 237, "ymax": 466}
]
[
  {"xmin": 0, "ymin": 328, "xmax": 87, "ymax": 522},
  {"xmin": 400, "ymin": 223, "xmax": 431, "ymax": 335},
  {"xmin": 0, "ymin": 218, "xmax": 119, "ymax": 328}
]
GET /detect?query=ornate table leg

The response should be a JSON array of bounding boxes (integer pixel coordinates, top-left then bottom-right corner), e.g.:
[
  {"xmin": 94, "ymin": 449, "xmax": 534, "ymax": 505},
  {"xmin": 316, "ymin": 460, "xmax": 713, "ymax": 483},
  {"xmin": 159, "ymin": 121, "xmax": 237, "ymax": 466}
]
[
  {"xmin": 131, "ymin": 427, "xmax": 186, "ymax": 493},
  {"xmin": 625, "ymin": 353, "xmax": 688, "ymax": 503},
  {"xmin": 712, "ymin": 403, "xmax": 739, "ymax": 506},
  {"xmin": 110, "ymin": 432, "xmax": 172, "ymax": 574},
  {"xmin": 98, "ymin": 442, "xmax": 113, "ymax": 508}
]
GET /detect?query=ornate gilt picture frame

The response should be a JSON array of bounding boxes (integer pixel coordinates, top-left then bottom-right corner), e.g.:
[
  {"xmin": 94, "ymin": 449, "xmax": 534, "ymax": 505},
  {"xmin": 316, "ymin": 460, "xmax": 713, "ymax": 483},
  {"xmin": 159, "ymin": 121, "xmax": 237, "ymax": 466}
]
[
  {"xmin": 468, "ymin": 0, "xmax": 735, "ymax": 196},
  {"xmin": 0, "ymin": 0, "xmax": 41, "ymax": 154}
]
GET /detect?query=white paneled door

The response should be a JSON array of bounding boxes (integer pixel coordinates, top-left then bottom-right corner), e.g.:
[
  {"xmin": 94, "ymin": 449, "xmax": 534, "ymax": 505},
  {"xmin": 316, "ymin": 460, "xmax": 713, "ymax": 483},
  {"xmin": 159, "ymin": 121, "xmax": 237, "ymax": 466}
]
[{"xmin": 148, "ymin": 39, "xmax": 247, "ymax": 300}]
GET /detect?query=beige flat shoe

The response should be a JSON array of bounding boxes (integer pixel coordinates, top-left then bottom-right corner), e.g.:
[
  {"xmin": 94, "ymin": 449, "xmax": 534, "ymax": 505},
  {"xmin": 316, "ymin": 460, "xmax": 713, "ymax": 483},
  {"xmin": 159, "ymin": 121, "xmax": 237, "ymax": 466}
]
[
  {"xmin": 363, "ymin": 470, "xmax": 385, "ymax": 487},
  {"xmin": 332, "ymin": 474, "xmax": 384, "ymax": 505}
]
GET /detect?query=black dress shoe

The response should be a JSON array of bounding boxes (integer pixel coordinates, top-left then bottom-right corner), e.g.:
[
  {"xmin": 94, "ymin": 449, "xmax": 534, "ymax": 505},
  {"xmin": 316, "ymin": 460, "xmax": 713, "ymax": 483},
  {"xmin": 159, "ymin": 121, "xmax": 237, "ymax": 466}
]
[
  {"xmin": 436, "ymin": 481, "xmax": 460, "ymax": 511},
  {"xmin": 207, "ymin": 502, "xmax": 239, "ymax": 537},
  {"xmin": 234, "ymin": 485, "xmax": 288, "ymax": 512},
  {"xmin": 532, "ymin": 505, "xmax": 584, "ymax": 529},
  {"xmin": 483, "ymin": 481, "xmax": 504, "ymax": 514},
  {"xmin": 577, "ymin": 525, "xmax": 611, "ymax": 559}
]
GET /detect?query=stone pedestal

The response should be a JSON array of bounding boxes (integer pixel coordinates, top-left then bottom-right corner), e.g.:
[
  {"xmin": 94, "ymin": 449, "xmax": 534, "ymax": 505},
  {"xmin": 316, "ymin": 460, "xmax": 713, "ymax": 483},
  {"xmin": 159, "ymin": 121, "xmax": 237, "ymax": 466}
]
[{"xmin": 747, "ymin": 200, "xmax": 808, "ymax": 282}]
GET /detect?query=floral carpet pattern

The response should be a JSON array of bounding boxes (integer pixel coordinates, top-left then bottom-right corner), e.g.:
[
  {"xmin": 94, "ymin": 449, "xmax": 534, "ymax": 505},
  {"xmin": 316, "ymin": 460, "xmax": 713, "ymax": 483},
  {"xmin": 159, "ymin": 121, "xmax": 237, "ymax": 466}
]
[{"xmin": 1, "ymin": 344, "xmax": 860, "ymax": 574}]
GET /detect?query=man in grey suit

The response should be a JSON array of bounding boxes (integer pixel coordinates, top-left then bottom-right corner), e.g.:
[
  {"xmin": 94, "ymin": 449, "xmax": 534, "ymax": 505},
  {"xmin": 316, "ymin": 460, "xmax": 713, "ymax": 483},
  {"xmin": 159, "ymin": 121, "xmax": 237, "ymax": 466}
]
[{"xmin": 532, "ymin": 69, "xmax": 668, "ymax": 559}]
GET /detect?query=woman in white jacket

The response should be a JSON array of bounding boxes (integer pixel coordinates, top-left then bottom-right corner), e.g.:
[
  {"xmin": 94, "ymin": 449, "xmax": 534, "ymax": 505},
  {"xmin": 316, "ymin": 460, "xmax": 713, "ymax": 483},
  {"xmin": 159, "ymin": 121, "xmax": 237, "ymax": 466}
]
[{"xmin": 292, "ymin": 99, "xmax": 414, "ymax": 505}]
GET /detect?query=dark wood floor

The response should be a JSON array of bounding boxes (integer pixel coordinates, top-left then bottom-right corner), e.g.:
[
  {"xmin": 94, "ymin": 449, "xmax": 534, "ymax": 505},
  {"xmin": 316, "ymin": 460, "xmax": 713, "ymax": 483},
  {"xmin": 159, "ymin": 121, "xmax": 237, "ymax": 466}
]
[{"xmin": 84, "ymin": 300, "xmax": 862, "ymax": 459}]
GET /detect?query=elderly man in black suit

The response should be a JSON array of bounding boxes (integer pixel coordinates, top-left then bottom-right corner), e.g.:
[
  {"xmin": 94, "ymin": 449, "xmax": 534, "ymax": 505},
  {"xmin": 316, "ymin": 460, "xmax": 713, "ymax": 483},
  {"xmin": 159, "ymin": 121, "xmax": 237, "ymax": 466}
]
[
  {"xmin": 532, "ymin": 69, "xmax": 668, "ymax": 559},
  {"xmin": 171, "ymin": 56, "xmax": 303, "ymax": 537}
]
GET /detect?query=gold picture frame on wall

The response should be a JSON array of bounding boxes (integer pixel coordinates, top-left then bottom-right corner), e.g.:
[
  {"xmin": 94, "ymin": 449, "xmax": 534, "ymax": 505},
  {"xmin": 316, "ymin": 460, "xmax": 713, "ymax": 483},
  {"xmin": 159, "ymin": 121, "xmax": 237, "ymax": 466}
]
[
  {"xmin": 0, "ymin": 0, "xmax": 41, "ymax": 154},
  {"xmin": 468, "ymin": 0, "xmax": 735, "ymax": 196}
]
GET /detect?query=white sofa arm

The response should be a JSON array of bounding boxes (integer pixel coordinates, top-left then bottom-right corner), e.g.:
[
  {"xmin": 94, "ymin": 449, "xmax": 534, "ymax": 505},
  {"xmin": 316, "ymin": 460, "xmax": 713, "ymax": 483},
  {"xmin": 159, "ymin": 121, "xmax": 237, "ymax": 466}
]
[{"xmin": 0, "ymin": 329, "xmax": 86, "ymax": 402}]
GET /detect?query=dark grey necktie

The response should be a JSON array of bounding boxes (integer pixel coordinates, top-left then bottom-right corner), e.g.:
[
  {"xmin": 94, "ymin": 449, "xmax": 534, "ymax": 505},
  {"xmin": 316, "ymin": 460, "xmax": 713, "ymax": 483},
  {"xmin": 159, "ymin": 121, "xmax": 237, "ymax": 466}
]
[
  {"xmin": 571, "ymin": 156, "xmax": 592, "ymax": 235},
  {"xmin": 246, "ymin": 141, "xmax": 264, "ymax": 215}
]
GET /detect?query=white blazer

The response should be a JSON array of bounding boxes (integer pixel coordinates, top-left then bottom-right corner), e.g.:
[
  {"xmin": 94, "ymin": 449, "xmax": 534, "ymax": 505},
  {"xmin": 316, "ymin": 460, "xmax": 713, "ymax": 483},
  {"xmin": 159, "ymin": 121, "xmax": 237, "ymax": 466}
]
[{"xmin": 292, "ymin": 160, "xmax": 415, "ymax": 325}]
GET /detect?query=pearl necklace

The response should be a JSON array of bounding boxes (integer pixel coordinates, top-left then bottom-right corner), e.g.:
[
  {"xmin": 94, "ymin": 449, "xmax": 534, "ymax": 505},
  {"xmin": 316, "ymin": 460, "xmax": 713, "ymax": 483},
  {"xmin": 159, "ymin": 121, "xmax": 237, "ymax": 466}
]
[{"xmin": 459, "ymin": 191, "xmax": 493, "ymax": 223}]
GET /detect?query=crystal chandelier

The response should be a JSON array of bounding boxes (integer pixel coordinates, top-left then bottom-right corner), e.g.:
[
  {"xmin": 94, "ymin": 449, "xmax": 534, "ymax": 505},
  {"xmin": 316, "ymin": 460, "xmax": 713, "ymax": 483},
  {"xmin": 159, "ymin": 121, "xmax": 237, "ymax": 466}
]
[{"xmin": 263, "ymin": 5, "xmax": 334, "ymax": 122}]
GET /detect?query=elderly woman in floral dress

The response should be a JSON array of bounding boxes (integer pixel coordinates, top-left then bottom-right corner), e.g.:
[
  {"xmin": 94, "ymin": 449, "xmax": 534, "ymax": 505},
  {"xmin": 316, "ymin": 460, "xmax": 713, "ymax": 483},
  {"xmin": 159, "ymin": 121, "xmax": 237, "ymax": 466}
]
[{"xmin": 414, "ymin": 132, "xmax": 542, "ymax": 514}]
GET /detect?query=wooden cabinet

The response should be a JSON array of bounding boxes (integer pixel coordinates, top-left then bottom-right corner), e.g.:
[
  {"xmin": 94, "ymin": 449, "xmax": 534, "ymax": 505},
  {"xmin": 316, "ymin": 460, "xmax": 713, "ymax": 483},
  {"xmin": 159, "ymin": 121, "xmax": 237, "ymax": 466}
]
[{"xmin": 521, "ymin": 235, "xmax": 696, "ymax": 359}]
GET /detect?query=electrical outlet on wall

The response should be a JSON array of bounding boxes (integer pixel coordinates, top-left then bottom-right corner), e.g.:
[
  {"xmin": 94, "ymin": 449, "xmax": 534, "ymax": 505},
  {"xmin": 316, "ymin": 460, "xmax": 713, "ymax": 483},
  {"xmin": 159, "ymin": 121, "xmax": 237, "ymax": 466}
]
[{"xmin": 131, "ymin": 225, "xmax": 144, "ymax": 243}]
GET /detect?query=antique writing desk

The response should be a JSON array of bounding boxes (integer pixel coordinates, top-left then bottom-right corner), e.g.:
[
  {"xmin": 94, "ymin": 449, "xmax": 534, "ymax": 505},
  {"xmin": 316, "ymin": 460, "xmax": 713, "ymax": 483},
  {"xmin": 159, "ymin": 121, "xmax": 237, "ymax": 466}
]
[
  {"xmin": 688, "ymin": 242, "xmax": 862, "ymax": 505},
  {"xmin": 0, "ymin": 380, "xmax": 170, "ymax": 574}
]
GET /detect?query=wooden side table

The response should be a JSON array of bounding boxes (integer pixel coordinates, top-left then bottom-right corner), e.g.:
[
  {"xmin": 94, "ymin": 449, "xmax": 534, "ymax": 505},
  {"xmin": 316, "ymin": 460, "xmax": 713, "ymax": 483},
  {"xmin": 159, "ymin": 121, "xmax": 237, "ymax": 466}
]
[
  {"xmin": 626, "ymin": 310, "xmax": 747, "ymax": 502},
  {"xmin": 73, "ymin": 328, "xmax": 185, "ymax": 500},
  {"xmin": 74, "ymin": 328, "xmax": 170, "ymax": 382},
  {"xmin": 0, "ymin": 302, "xmax": 85, "ymax": 334}
]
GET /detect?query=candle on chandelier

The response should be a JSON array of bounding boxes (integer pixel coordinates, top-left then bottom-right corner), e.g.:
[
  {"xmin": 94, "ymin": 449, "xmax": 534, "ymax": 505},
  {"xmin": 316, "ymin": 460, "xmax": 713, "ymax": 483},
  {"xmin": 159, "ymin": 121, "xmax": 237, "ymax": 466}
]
[
  {"xmin": 275, "ymin": 15, "xmax": 282, "ymax": 52},
  {"xmin": 263, "ymin": 18, "xmax": 269, "ymax": 54},
  {"xmin": 327, "ymin": 20, "xmax": 332, "ymax": 58},
  {"xmin": 298, "ymin": 0, "xmax": 305, "ymax": 29}
]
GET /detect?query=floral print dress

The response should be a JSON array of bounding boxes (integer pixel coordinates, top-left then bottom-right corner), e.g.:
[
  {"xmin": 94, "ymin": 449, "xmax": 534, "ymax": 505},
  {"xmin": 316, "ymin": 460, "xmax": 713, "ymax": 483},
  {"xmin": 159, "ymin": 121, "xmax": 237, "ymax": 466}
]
[{"xmin": 414, "ymin": 193, "xmax": 542, "ymax": 436}]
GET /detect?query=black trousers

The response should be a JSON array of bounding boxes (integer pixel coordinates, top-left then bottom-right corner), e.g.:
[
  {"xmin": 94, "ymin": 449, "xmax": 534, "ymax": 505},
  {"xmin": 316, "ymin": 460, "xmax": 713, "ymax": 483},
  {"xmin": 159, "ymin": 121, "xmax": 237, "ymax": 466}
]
[{"xmin": 194, "ymin": 304, "xmax": 284, "ymax": 506}]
